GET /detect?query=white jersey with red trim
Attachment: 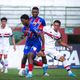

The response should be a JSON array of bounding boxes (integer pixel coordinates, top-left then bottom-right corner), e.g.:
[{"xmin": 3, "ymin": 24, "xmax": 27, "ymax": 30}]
[
  {"xmin": 0, "ymin": 25, "xmax": 13, "ymax": 51},
  {"xmin": 43, "ymin": 26, "xmax": 61, "ymax": 49}
]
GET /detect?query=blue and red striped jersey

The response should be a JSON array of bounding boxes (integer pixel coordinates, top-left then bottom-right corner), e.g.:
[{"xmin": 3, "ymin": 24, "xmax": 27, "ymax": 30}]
[{"xmin": 29, "ymin": 16, "xmax": 46, "ymax": 31}]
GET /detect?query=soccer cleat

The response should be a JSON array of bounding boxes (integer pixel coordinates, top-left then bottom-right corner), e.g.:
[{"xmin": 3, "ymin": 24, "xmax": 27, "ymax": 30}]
[
  {"xmin": 26, "ymin": 73, "xmax": 32, "ymax": 78},
  {"xmin": 68, "ymin": 73, "xmax": 76, "ymax": 77},
  {"xmin": 43, "ymin": 72, "xmax": 49, "ymax": 76},
  {"xmin": 1, "ymin": 68, "xmax": 4, "ymax": 72},
  {"xmin": 1, "ymin": 66, "xmax": 5, "ymax": 73},
  {"xmin": 4, "ymin": 68, "xmax": 8, "ymax": 73},
  {"xmin": 18, "ymin": 69, "xmax": 24, "ymax": 76}
]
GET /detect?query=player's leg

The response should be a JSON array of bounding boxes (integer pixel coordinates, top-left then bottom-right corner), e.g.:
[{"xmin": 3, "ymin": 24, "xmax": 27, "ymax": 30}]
[
  {"xmin": 26, "ymin": 52, "xmax": 34, "ymax": 78},
  {"xmin": 54, "ymin": 51, "xmax": 76, "ymax": 77},
  {"xmin": 0, "ymin": 53, "xmax": 5, "ymax": 72},
  {"xmin": 19, "ymin": 45, "xmax": 31, "ymax": 76},
  {"xmin": 18, "ymin": 54, "xmax": 28, "ymax": 76},
  {"xmin": 33, "ymin": 59, "xmax": 43, "ymax": 67},
  {"xmin": 0, "ymin": 54, "xmax": 3, "ymax": 65},
  {"xmin": 26, "ymin": 42, "xmax": 42, "ymax": 78},
  {"xmin": 3, "ymin": 47, "xmax": 10, "ymax": 73},
  {"xmin": 41, "ymin": 54, "xmax": 49, "ymax": 76},
  {"xmin": 59, "ymin": 56, "xmax": 76, "ymax": 76},
  {"xmin": 35, "ymin": 48, "xmax": 49, "ymax": 76},
  {"xmin": 3, "ymin": 54, "xmax": 8, "ymax": 73},
  {"xmin": 34, "ymin": 53, "xmax": 49, "ymax": 76}
]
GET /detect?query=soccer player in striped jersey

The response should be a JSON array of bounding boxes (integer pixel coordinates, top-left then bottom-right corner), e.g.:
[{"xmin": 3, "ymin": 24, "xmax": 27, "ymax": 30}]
[
  {"xmin": 30, "ymin": 7, "xmax": 49, "ymax": 76},
  {"xmin": 0, "ymin": 17, "xmax": 16, "ymax": 73},
  {"xmin": 43, "ymin": 20, "xmax": 76, "ymax": 77},
  {"xmin": 19, "ymin": 14, "xmax": 47, "ymax": 78}
]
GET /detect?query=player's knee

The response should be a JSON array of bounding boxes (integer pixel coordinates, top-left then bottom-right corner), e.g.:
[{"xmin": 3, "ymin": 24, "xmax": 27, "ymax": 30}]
[
  {"xmin": 59, "ymin": 56, "xmax": 65, "ymax": 62},
  {"xmin": 22, "ymin": 54, "xmax": 27, "ymax": 64},
  {"xmin": 0, "ymin": 54, "xmax": 2, "ymax": 59},
  {"xmin": 4, "ymin": 54, "xmax": 7, "ymax": 59},
  {"xmin": 42, "ymin": 56, "xmax": 47, "ymax": 64},
  {"xmin": 28, "ymin": 52, "xmax": 34, "ymax": 57},
  {"xmin": 37, "ymin": 51, "xmax": 44, "ymax": 57}
]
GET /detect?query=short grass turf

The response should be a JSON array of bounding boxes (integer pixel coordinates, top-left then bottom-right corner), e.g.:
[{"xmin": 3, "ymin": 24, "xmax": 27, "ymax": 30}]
[{"xmin": 0, "ymin": 69, "xmax": 80, "ymax": 80}]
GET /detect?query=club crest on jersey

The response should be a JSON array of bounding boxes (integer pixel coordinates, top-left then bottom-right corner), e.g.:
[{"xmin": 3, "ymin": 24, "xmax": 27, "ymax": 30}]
[
  {"xmin": 33, "ymin": 22, "xmax": 37, "ymax": 26},
  {"xmin": 37, "ymin": 20, "xmax": 41, "ymax": 25}
]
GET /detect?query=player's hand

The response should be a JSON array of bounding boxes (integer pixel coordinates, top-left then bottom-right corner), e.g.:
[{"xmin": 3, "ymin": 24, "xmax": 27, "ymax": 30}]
[
  {"xmin": 37, "ymin": 51, "xmax": 44, "ymax": 57},
  {"xmin": 68, "ymin": 46, "xmax": 73, "ymax": 51},
  {"xmin": 24, "ymin": 30, "xmax": 29, "ymax": 36},
  {"xmin": 13, "ymin": 46, "xmax": 16, "ymax": 51}
]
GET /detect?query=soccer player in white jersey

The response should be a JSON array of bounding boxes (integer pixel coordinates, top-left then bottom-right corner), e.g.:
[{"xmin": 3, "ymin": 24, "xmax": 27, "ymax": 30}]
[
  {"xmin": 0, "ymin": 17, "xmax": 16, "ymax": 73},
  {"xmin": 43, "ymin": 20, "xmax": 76, "ymax": 77}
]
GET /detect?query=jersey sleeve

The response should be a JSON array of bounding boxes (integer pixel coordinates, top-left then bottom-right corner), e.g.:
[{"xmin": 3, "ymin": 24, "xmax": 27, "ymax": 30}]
[
  {"xmin": 9, "ymin": 28, "xmax": 13, "ymax": 36},
  {"xmin": 38, "ymin": 19, "xmax": 46, "ymax": 31},
  {"xmin": 42, "ymin": 19, "xmax": 46, "ymax": 26},
  {"xmin": 22, "ymin": 26, "xmax": 26, "ymax": 33},
  {"xmin": 31, "ymin": 24, "xmax": 42, "ymax": 35},
  {"xmin": 54, "ymin": 32, "xmax": 62, "ymax": 40}
]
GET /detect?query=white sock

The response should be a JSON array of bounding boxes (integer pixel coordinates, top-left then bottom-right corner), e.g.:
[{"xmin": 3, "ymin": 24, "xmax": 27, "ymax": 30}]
[
  {"xmin": 0, "ymin": 59, "xmax": 4, "ymax": 66},
  {"xmin": 28, "ymin": 71, "xmax": 32, "ymax": 74},
  {"xmin": 4, "ymin": 58, "xmax": 8, "ymax": 69},
  {"xmin": 20, "ymin": 68, "xmax": 25, "ymax": 71},
  {"xmin": 63, "ymin": 60, "xmax": 72, "ymax": 74},
  {"xmin": 43, "ymin": 64, "xmax": 48, "ymax": 67}
]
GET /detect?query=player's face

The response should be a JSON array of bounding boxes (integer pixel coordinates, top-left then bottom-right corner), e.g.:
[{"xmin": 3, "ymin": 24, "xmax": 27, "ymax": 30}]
[
  {"xmin": 53, "ymin": 22, "xmax": 60, "ymax": 31},
  {"xmin": 21, "ymin": 19, "xmax": 29, "ymax": 26},
  {"xmin": 32, "ymin": 9, "xmax": 39, "ymax": 18},
  {"xmin": 1, "ymin": 20, "xmax": 7, "ymax": 28}
]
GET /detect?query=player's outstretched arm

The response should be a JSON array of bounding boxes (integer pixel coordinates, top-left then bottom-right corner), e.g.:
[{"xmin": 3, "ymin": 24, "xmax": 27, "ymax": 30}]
[{"xmin": 58, "ymin": 39, "xmax": 72, "ymax": 50}]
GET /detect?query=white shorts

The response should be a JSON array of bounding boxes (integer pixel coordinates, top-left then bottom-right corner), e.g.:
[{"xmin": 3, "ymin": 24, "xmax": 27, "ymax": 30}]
[
  {"xmin": 45, "ymin": 48, "xmax": 63, "ymax": 60},
  {"xmin": 0, "ymin": 45, "xmax": 9, "ymax": 54}
]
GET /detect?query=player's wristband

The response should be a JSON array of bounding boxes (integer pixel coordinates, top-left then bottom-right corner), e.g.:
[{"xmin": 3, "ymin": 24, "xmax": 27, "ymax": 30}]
[
  {"xmin": 41, "ymin": 45, "xmax": 45, "ymax": 51},
  {"xmin": 42, "ymin": 45, "xmax": 45, "ymax": 49},
  {"xmin": 41, "ymin": 49, "xmax": 44, "ymax": 51}
]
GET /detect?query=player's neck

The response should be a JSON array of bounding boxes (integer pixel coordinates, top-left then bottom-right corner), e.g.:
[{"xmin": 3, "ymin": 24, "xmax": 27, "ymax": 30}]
[
  {"xmin": 33, "ymin": 16, "xmax": 38, "ymax": 19},
  {"xmin": 25, "ymin": 21, "xmax": 30, "ymax": 27},
  {"xmin": 54, "ymin": 29, "xmax": 58, "ymax": 32},
  {"xmin": 1, "ymin": 25, "xmax": 6, "ymax": 29}
]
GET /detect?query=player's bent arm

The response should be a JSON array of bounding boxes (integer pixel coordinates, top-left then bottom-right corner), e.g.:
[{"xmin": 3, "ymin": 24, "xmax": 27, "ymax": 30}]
[
  {"xmin": 58, "ymin": 39, "xmax": 70, "ymax": 48},
  {"xmin": 40, "ymin": 32, "xmax": 45, "ymax": 51},
  {"xmin": 11, "ymin": 35, "xmax": 16, "ymax": 51}
]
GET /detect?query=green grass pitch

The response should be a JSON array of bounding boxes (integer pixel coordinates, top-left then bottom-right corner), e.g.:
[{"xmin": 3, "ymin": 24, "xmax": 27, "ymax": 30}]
[{"xmin": 0, "ymin": 69, "xmax": 80, "ymax": 80}]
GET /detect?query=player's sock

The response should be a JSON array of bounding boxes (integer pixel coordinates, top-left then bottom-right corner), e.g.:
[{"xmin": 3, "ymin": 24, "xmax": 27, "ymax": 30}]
[
  {"xmin": 26, "ymin": 64, "xmax": 33, "ymax": 78},
  {"xmin": 0, "ymin": 59, "xmax": 4, "ymax": 66},
  {"xmin": 25, "ymin": 65, "xmax": 29, "ymax": 75},
  {"xmin": 21, "ymin": 64, "xmax": 25, "ymax": 68},
  {"xmin": 33, "ymin": 60, "xmax": 43, "ymax": 67},
  {"xmin": 0, "ymin": 59, "xmax": 5, "ymax": 72},
  {"xmin": 18, "ymin": 64, "xmax": 26, "ymax": 76},
  {"xmin": 63, "ymin": 60, "xmax": 72, "ymax": 74},
  {"xmin": 36, "ymin": 61, "xmax": 43, "ymax": 66},
  {"xmin": 4, "ymin": 59, "xmax": 8, "ymax": 73},
  {"xmin": 28, "ymin": 64, "xmax": 33, "ymax": 74},
  {"xmin": 43, "ymin": 64, "xmax": 48, "ymax": 74}
]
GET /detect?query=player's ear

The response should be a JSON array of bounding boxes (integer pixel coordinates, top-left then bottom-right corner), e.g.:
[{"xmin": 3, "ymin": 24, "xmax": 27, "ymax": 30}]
[{"xmin": 38, "ymin": 11, "xmax": 39, "ymax": 14}]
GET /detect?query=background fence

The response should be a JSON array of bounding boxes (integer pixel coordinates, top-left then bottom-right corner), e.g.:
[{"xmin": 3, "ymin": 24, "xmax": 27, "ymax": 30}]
[{"xmin": 0, "ymin": 6, "xmax": 80, "ymax": 28}]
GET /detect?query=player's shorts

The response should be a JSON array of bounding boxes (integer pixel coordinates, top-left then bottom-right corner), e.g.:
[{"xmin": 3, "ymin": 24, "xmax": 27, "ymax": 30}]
[
  {"xmin": 45, "ymin": 48, "xmax": 63, "ymax": 60},
  {"xmin": 24, "ymin": 39, "xmax": 41, "ymax": 56},
  {"xmin": 0, "ymin": 45, "xmax": 9, "ymax": 54}
]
